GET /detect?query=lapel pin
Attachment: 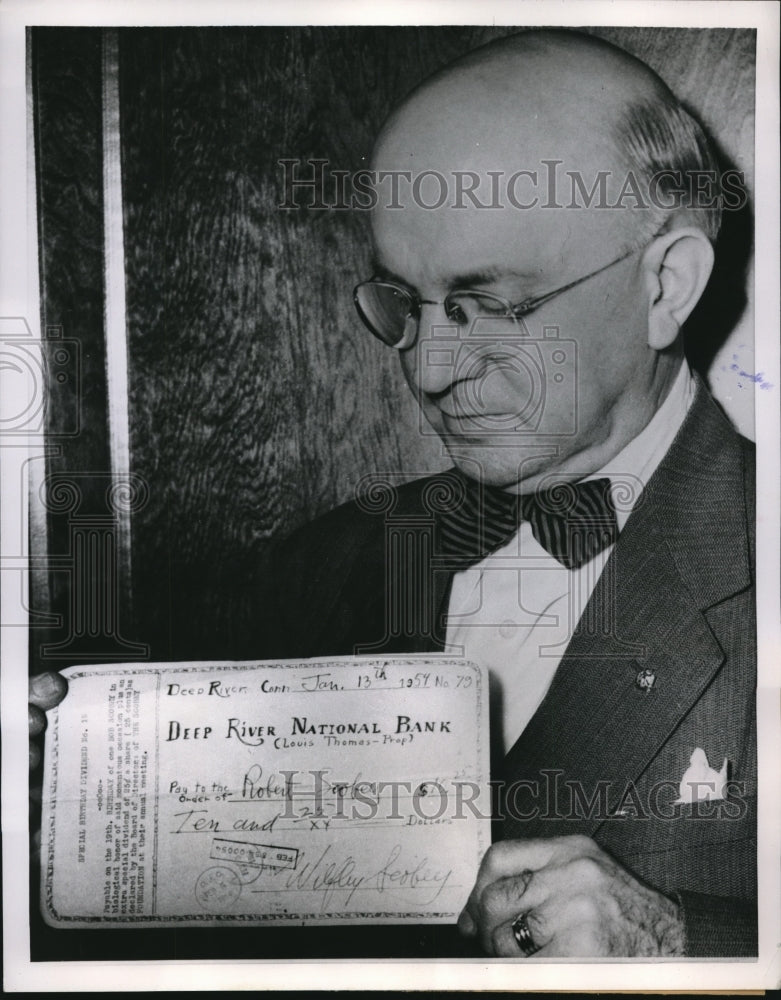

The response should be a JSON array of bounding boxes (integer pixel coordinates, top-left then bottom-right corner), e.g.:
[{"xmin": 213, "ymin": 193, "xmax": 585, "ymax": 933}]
[{"xmin": 635, "ymin": 668, "xmax": 656, "ymax": 691}]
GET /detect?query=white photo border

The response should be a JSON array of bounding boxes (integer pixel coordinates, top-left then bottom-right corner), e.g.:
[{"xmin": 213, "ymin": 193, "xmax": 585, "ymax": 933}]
[{"xmin": 2, "ymin": 0, "xmax": 779, "ymax": 992}]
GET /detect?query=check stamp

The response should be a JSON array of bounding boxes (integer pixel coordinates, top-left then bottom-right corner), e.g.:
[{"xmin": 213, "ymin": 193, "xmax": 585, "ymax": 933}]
[
  {"xmin": 194, "ymin": 867, "xmax": 241, "ymax": 911},
  {"xmin": 210, "ymin": 838, "xmax": 299, "ymax": 870}
]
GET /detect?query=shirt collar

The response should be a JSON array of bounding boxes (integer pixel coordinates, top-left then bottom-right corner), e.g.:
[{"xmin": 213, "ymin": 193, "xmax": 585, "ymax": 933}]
[{"xmin": 589, "ymin": 360, "xmax": 695, "ymax": 530}]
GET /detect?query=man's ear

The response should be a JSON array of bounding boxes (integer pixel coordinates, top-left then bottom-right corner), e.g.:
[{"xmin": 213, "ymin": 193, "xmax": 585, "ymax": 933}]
[{"xmin": 641, "ymin": 227, "xmax": 715, "ymax": 350}]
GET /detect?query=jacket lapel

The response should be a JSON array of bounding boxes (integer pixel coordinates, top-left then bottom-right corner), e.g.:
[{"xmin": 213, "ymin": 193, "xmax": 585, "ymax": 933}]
[{"xmin": 501, "ymin": 381, "xmax": 752, "ymax": 841}]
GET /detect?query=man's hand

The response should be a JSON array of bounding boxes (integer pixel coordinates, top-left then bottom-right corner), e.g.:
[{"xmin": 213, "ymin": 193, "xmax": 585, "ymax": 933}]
[
  {"xmin": 28, "ymin": 672, "xmax": 68, "ymax": 769},
  {"xmin": 29, "ymin": 672, "xmax": 68, "ymax": 860},
  {"xmin": 458, "ymin": 835, "xmax": 685, "ymax": 957}
]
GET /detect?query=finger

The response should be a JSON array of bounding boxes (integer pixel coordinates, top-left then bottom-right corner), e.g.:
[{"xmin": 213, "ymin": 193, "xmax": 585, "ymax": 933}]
[
  {"xmin": 29, "ymin": 703, "xmax": 46, "ymax": 738},
  {"xmin": 470, "ymin": 865, "xmax": 554, "ymax": 948},
  {"xmin": 460, "ymin": 839, "xmax": 557, "ymax": 931},
  {"xmin": 461, "ymin": 836, "xmax": 594, "ymax": 933},
  {"xmin": 488, "ymin": 900, "xmax": 560, "ymax": 958},
  {"xmin": 535, "ymin": 926, "xmax": 604, "ymax": 957},
  {"xmin": 483, "ymin": 855, "xmax": 605, "ymax": 930},
  {"xmin": 29, "ymin": 672, "xmax": 68, "ymax": 711},
  {"xmin": 474, "ymin": 871, "xmax": 535, "ymax": 954},
  {"xmin": 29, "ymin": 784, "xmax": 42, "ymax": 849},
  {"xmin": 530, "ymin": 896, "xmax": 606, "ymax": 957},
  {"xmin": 490, "ymin": 910, "xmax": 549, "ymax": 958},
  {"xmin": 30, "ymin": 826, "xmax": 42, "ymax": 866},
  {"xmin": 490, "ymin": 917, "xmax": 523, "ymax": 957}
]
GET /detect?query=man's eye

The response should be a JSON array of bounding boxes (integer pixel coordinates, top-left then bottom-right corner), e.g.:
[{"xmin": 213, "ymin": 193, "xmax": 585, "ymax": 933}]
[
  {"xmin": 445, "ymin": 302, "xmax": 469, "ymax": 324},
  {"xmin": 477, "ymin": 298, "xmax": 510, "ymax": 316}
]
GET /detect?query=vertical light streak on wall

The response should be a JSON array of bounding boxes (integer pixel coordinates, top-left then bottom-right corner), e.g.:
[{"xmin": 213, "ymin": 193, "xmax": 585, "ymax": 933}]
[
  {"xmin": 102, "ymin": 29, "xmax": 133, "ymax": 618},
  {"xmin": 26, "ymin": 30, "xmax": 50, "ymax": 621}
]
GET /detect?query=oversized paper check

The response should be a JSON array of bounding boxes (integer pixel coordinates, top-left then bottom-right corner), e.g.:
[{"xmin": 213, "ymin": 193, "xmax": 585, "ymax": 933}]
[{"xmin": 41, "ymin": 658, "xmax": 490, "ymax": 927}]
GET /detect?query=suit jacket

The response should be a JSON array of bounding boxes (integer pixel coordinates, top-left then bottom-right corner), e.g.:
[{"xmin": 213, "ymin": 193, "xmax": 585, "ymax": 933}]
[{"xmin": 259, "ymin": 380, "xmax": 756, "ymax": 957}]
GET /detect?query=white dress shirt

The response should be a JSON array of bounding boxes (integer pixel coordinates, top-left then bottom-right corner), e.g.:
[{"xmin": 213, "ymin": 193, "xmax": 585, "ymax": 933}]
[{"xmin": 444, "ymin": 362, "xmax": 696, "ymax": 755}]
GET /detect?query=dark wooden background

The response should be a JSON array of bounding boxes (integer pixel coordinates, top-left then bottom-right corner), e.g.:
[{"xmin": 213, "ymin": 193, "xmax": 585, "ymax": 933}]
[{"xmin": 29, "ymin": 24, "xmax": 755, "ymax": 962}]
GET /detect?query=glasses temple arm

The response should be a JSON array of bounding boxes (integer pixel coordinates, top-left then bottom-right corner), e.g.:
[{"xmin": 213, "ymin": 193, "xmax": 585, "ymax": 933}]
[{"xmin": 511, "ymin": 243, "xmax": 644, "ymax": 316}]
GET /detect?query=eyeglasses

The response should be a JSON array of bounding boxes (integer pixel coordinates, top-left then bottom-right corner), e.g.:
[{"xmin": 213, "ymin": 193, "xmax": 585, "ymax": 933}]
[{"xmin": 353, "ymin": 238, "xmax": 655, "ymax": 350}]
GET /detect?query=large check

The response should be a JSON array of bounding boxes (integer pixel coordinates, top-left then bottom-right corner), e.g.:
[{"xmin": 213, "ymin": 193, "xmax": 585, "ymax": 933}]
[{"xmin": 41, "ymin": 658, "xmax": 490, "ymax": 927}]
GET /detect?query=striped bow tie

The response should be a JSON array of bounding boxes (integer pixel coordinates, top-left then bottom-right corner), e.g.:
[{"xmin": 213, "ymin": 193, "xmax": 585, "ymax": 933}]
[{"xmin": 438, "ymin": 472, "xmax": 618, "ymax": 571}]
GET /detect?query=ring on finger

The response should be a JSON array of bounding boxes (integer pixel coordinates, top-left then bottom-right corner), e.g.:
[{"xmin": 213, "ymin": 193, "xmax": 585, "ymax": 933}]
[{"xmin": 511, "ymin": 912, "xmax": 540, "ymax": 957}]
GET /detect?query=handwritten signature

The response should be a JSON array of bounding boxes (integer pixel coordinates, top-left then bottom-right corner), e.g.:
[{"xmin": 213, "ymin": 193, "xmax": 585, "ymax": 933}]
[{"xmin": 268, "ymin": 842, "xmax": 453, "ymax": 909}]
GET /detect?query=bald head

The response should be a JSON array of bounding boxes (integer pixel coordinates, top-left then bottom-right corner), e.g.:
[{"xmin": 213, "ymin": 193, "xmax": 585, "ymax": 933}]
[
  {"xmin": 372, "ymin": 29, "xmax": 721, "ymax": 248},
  {"xmin": 377, "ymin": 29, "xmax": 670, "ymax": 159}
]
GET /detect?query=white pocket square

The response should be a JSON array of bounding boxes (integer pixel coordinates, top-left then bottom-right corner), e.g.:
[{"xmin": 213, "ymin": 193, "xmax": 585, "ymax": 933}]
[{"xmin": 675, "ymin": 747, "xmax": 728, "ymax": 804}]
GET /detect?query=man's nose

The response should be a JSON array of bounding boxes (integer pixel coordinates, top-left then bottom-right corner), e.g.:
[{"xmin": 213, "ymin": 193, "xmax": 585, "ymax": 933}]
[{"xmin": 411, "ymin": 304, "xmax": 464, "ymax": 396}]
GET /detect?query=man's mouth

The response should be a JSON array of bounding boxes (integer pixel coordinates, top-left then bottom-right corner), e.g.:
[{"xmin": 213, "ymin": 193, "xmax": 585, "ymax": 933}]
[{"xmin": 438, "ymin": 406, "xmax": 520, "ymax": 423}]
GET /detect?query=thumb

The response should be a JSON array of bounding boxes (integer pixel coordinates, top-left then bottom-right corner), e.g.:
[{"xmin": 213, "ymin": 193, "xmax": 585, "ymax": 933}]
[{"xmin": 28, "ymin": 672, "xmax": 68, "ymax": 711}]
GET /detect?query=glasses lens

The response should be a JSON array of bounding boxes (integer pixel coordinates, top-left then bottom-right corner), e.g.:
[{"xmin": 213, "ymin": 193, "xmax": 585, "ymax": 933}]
[
  {"xmin": 354, "ymin": 282, "xmax": 415, "ymax": 346},
  {"xmin": 446, "ymin": 292, "xmax": 530, "ymax": 337},
  {"xmin": 446, "ymin": 291, "xmax": 512, "ymax": 323}
]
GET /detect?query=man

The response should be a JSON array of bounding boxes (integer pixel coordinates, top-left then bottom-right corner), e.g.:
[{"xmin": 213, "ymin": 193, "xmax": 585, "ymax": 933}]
[{"xmin": 29, "ymin": 29, "xmax": 755, "ymax": 958}]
